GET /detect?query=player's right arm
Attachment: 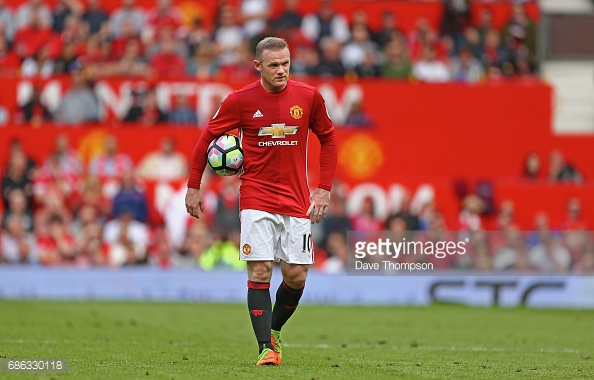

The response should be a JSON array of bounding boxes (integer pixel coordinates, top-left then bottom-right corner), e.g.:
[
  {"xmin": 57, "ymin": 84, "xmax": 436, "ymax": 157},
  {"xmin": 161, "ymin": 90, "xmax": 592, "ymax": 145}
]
[{"xmin": 185, "ymin": 92, "xmax": 241, "ymax": 219}]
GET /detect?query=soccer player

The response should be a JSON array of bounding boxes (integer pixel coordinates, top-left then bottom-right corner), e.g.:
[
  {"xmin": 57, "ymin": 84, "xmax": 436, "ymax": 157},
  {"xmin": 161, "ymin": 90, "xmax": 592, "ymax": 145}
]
[{"xmin": 185, "ymin": 37, "xmax": 338, "ymax": 365}]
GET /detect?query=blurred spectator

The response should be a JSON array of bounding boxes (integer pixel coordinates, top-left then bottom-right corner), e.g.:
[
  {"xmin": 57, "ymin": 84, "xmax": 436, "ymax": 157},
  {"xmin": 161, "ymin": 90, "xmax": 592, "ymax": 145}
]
[
  {"xmin": 389, "ymin": 192, "xmax": 421, "ymax": 231},
  {"xmin": 53, "ymin": 41, "xmax": 81, "ymax": 74},
  {"xmin": 44, "ymin": 134, "xmax": 83, "ymax": 177},
  {"xmin": 0, "ymin": 35, "xmax": 19, "ymax": 74},
  {"xmin": 145, "ymin": 23, "xmax": 188, "ymax": 60},
  {"xmin": 167, "ymin": 95, "xmax": 197, "ymax": 125},
  {"xmin": 15, "ymin": 0, "xmax": 52, "ymax": 31},
  {"xmin": 111, "ymin": 18, "xmax": 142, "ymax": 59},
  {"xmin": 351, "ymin": 196, "xmax": 383, "ymax": 231},
  {"xmin": 52, "ymin": 0, "xmax": 83, "ymax": 34},
  {"xmin": 123, "ymin": 88, "xmax": 167, "ymax": 125},
  {"xmin": 149, "ymin": 37, "xmax": 186, "ymax": 79},
  {"xmin": 381, "ymin": 37, "xmax": 412, "ymax": 79},
  {"xmin": 144, "ymin": 0, "xmax": 182, "ymax": 44},
  {"xmin": 112, "ymin": 39, "xmax": 149, "ymax": 77},
  {"xmin": 574, "ymin": 246, "xmax": 594, "ymax": 274},
  {"xmin": 32, "ymin": 151, "xmax": 82, "ymax": 215},
  {"xmin": 319, "ymin": 231, "xmax": 347, "ymax": 274},
  {"xmin": 213, "ymin": 4, "xmax": 245, "ymax": 67},
  {"xmin": 71, "ymin": 202, "xmax": 101, "ymax": 237},
  {"xmin": 16, "ymin": 86, "xmax": 52, "ymax": 125},
  {"xmin": 408, "ymin": 19, "xmax": 448, "ymax": 63},
  {"xmin": 179, "ymin": 218, "xmax": 210, "ymax": 266},
  {"xmin": 1, "ymin": 149, "xmax": 34, "ymax": 210},
  {"xmin": 462, "ymin": 27, "xmax": 481, "ymax": 58},
  {"xmin": 20, "ymin": 45, "xmax": 54, "ymax": 77},
  {"xmin": 58, "ymin": 15, "xmax": 88, "ymax": 51},
  {"xmin": 321, "ymin": 197, "xmax": 351, "ymax": 249},
  {"xmin": 481, "ymin": 28, "xmax": 515, "ymax": 77},
  {"xmin": 137, "ymin": 136, "xmax": 188, "ymax": 181},
  {"xmin": 82, "ymin": 0, "xmax": 109, "ymax": 35},
  {"xmin": 475, "ymin": 8, "xmax": 493, "ymax": 46},
  {"xmin": 54, "ymin": 70, "xmax": 100, "ymax": 124},
  {"xmin": 412, "ymin": 45, "xmax": 450, "ymax": 83},
  {"xmin": 273, "ymin": 0, "xmax": 301, "ymax": 37},
  {"xmin": 373, "ymin": 11, "xmax": 403, "ymax": 50},
  {"xmin": 1, "ymin": 214, "xmax": 38, "ymax": 264},
  {"xmin": 37, "ymin": 214, "xmax": 76, "ymax": 264},
  {"xmin": 185, "ymin": 18, "xmax": 211, "ymax": 57},
  {"xmin": 502, "ymin": 2, "xmax": 537, "ymax": 72},
  {"xmin": 240, "ymin": 0, "xmax": 270, "ymax": 39},
  {"xmin": 458, "ymin": 194, "xmax": 484, "ymax": 231},
  {"xmin": 111, "ymin": 171, "xmax": 148, "ymax": 223},
  {"xmin": 198, "ymin": 236, "xmax": 244, "ymax": 270},
  {"xmin": 340, "ymin": 24, "xmax": 380, "ymax": 72},
  {"xmin": 528, "ymin": 230, "xmax": 571, "ymax": 273},
  {"xmin": 309, "ymin": 36, "xmax": 345, "ymax": 77},
  {"xmin": 88, "ymin": 135, "xmax": 134, "ymax": 180},
  {"xmin": 74, "ymin": 220, "xmax": 108, "ymax": 266},
  {"xmin": 0, "ymin": 0, "xmax": 15, "ymax": 42},
  {"xmin": 212, "ymin": 176, "xmax": 240, "ymax": 239},
  {"xmin": 301, "ymin": 0, "xmax": 349, "ymax": 45},
  {"xmin": 548, "ymin": 150, "xmax": 583, "ymax": 183},
  {"xmin": 8, "ymin": 139, "xmax": 37, "ymax": 179},
  {"xmin": 219, "ymin": 42, "xmax": 258, "ymax": 81},
  {"xmin": 343, "ymin": 101, "xmax": 372, "ymax": 127},
  {"xmin": 103, "ymin": 208, "xmax": 149, "ymax": 266},
  {"xmin": 450, "ymin": 46, "xmax": 484, "ymax": 83},
  {"xmin": 109, "ymin": 0, "xmax": 145, "ymax": 38},
  {"xmin": 187, "ymin": 41, "xmax": 220, "ymax": 80},
  {"xmin": 13, "ymin": 10, "xmax": 54, "ymax": 58},
  {"xmin": 521, "ymin": 151, "xmax": 542, "ymax": 180},
  {"xmin": 492, "ymin": 229, "xmax": 527, "ymax": 271},
  {"xmin": 1, "ymin": 188, "xmax": 33, "ymax": 231},
  {"xmin": 440, "ymin": 0, "xmax": 471, "ymax": 50},
  {"xmin": 561, "ymin": 197, "xmax": 588, "ymax": 231},
  {"xmin": 75, "ymin": 175, "xmax": 110, "ymax": 218}
]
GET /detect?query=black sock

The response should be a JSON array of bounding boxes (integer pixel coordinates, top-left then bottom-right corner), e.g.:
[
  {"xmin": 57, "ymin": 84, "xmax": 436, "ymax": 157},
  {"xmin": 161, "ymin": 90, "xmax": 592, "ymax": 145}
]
[
  {"xmin": 271, "ymin": 281, "xmax": 304, "ymax": 331},
  {"xmin": 247, "ymin": 280, "xmax": 273, "ymax": 353}
]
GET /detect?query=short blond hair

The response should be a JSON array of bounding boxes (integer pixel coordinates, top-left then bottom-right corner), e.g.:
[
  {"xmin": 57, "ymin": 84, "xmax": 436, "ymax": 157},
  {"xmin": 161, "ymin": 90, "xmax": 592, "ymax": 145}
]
[{"xmin": 255, "ymin": 37, "xmax": 289, "ymax": 62}]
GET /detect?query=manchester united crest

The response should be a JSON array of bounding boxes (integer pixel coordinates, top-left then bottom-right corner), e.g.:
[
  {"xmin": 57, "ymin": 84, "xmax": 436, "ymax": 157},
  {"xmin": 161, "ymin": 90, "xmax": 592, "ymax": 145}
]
[
  {"xmin": 242, "ymin": 244, "xmax": 252, "ymax": 255},
  {"xmin": 290, "ymin": 105, "xmax": 303, "ymax": 119}
]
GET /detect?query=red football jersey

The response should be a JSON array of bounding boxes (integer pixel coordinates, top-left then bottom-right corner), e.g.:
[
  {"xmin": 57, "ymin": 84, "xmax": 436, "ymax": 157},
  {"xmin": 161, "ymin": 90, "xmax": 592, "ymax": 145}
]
[{"xmin": 195, "ymin": 79, "xmax": 335, "ymax": 218}]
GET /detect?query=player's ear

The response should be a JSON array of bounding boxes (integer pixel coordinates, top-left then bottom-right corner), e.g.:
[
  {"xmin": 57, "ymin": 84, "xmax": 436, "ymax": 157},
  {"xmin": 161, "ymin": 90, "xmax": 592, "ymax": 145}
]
[{"xmin": 254, "ymin": 59, "xmax": 261, "ymax": 72}]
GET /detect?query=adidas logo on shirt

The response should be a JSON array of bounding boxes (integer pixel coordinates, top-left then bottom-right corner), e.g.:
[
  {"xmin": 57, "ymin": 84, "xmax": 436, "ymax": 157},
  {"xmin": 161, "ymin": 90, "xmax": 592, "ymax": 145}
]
[{"xmin": 253, "ymin": 110, "xmax": 264, "ymax": 118}]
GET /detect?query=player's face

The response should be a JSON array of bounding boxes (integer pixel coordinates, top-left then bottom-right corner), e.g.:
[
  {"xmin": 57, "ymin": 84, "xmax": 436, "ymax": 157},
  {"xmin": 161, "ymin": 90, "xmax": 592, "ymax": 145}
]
[{"xmin": 255, "ymin": 47, "xmax": 290, "ymax": 93}]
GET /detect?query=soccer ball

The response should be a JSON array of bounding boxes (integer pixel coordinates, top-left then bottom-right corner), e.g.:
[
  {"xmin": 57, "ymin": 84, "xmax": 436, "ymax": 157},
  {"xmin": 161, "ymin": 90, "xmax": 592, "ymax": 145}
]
[{"xmin": 206, "ymin": 134, "xmax": 244, "ymax": 176}]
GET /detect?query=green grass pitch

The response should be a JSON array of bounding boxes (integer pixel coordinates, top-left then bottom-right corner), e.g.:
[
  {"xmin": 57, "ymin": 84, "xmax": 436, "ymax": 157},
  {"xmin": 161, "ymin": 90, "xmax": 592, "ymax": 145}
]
[{"xmin": 1, "ymin": 301, "xmax": 593, "ymax": 379}]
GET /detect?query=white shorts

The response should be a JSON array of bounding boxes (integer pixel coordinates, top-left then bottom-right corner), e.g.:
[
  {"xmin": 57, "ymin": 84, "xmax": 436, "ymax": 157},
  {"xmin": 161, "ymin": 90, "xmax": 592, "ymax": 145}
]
[{"xmin": 239, "ymin": 209, "xmax": 314, "ymax": 264}]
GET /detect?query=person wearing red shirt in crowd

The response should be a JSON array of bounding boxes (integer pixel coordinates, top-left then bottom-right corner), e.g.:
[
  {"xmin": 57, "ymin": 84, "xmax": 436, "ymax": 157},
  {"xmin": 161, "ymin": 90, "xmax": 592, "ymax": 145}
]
[
  {"xmin": 185, "ymin": 37, "xmax": 337, "ymax": 366},
  {"xmin": 144, "ymin": 0, "xmax": 182, "ymax": 43},
  {"xmin": 149, "ymin": 37, "xmax": 186, "ymax": 79},
  {"xmin": 0, "ymin": 35, "xmax": 20, "ymax": 74},
  {"xmin": 13, "ymin": 10, "xmax": 55, "ymax": 59}
]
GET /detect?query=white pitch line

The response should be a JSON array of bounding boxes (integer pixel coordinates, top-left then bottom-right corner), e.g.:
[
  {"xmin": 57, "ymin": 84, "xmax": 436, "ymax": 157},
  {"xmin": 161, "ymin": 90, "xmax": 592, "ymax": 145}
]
[
  {"xmin": 283, "ymin": 343, "xmax": 582, "ymax": 354},
  {"xmin": 1, "ymin": 339, "xmax": 584, "ymax": 355}
]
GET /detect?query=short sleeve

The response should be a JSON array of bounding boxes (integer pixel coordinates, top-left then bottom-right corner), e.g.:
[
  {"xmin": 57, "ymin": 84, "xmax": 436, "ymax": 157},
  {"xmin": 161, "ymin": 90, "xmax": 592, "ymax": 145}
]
[{"xmin": 208, "ymin": 91, "xmax": 241, "ymax": 136}]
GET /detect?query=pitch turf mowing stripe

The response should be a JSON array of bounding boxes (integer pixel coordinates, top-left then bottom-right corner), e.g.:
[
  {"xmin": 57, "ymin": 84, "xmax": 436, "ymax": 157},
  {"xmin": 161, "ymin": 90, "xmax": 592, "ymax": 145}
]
[{"xmin": 0, "ymin": 301, "xmax": 593, "ymax": 379}]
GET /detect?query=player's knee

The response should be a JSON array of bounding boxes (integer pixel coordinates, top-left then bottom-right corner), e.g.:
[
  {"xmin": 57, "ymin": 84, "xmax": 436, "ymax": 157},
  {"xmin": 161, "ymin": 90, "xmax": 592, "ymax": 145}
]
[
  {"xmin": 283, "ymin": 266, "xmax": 308, "ymax": 289},
  {"xmin": 247, "ymin": 261, "xmax": 273, "ymax": 283}
]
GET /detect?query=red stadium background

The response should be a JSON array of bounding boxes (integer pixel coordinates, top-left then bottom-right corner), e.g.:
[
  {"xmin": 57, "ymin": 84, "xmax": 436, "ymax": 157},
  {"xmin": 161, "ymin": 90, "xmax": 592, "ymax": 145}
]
[{"xmin": 1, "ymin": 75, "xmax": 592, "ymax": 230}]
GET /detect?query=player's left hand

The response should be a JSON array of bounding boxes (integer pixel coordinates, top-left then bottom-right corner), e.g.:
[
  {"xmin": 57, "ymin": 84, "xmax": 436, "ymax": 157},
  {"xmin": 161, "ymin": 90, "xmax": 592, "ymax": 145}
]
[{"xmin": 307, "ymin": 188, "xmax": 331, "ymax": 224}]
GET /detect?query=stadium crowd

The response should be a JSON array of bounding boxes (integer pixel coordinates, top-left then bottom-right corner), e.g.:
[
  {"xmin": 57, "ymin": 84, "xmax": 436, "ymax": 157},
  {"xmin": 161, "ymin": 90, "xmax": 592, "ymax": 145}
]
[
  {"xmin": 0, "ymin": 133, "xmax": 592, "ymax": 274},
  {"xmin": 1, "ymin": 0, "xmax": 591, "ymax": 274},
  {"xmin": 0, "ymin": 0, "xmax": 538, "ymax": 90}
]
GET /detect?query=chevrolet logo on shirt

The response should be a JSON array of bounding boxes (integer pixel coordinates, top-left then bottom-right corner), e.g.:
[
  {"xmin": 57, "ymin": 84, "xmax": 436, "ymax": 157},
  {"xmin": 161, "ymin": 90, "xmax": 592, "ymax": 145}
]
[{"xmin": 258, "ymin": 124, "xmax": 298, "ymax": 138}]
